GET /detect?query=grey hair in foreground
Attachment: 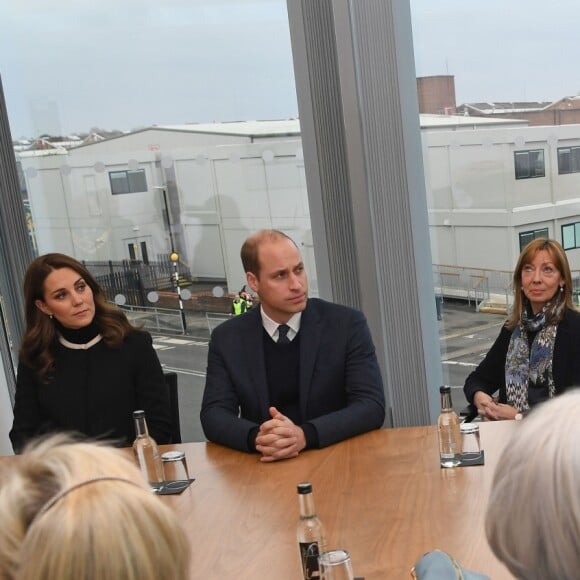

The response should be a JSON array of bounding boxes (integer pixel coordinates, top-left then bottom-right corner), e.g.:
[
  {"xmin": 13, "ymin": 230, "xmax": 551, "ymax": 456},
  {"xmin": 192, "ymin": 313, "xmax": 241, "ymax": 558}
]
[{"xmin": 485, "ymin": 390, "xmax": 580, "ymax": 579}]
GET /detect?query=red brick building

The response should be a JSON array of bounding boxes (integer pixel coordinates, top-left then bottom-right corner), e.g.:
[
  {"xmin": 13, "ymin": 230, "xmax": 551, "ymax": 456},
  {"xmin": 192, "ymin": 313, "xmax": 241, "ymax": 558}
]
[
  {"xmin": 456, "ymin": 97, "xmax": 580, "ymax": 126},
  {"xmin": 417, "ymin": 74, "xmax": 580, "ymax": 126},
  {"xmin": 416, "ymin": 75, "xmax": 456, "ymax": 115}
]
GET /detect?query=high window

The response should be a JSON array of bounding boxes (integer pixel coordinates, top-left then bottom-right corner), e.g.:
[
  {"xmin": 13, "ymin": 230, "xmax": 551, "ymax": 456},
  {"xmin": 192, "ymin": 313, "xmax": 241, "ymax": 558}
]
[
  {"xmin": 514, "ymin": 150, "xmax": 545, "ymax": 179},
  {"xmin": 109, "ymin": 169, "xmax": 147, "ymax": 195},
  {"xmin": 562, "ymin": 223, "xmax": 580, "ymax": 250},
  {"xmin": 519, "ymin": 228, "xmax": 549, "ymax": 252},
  {"xmin": 557, "ymin": 146, "xmax": 580, "ymax": 174}
]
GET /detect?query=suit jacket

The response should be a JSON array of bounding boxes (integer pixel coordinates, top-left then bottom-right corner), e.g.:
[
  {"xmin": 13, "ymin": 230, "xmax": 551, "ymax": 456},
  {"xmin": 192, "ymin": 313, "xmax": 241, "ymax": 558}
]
[
  {"xmin": 200, "ymin": 298, "xmax": 385, "ymax": 452},
  {"xmin": 464, "ymin": 308, "xmax": 580, "ymax": 405}
]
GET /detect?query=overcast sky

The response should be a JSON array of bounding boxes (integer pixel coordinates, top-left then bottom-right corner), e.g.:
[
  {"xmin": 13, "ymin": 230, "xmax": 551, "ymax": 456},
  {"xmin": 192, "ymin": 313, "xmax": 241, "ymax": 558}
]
[
  {"xmin": 411, "ymin": 0, "xmax": 580, "ymax": 105},
  {"xmin": 1, "ymin": 0, "xmax": 578, "ymax": 138}
]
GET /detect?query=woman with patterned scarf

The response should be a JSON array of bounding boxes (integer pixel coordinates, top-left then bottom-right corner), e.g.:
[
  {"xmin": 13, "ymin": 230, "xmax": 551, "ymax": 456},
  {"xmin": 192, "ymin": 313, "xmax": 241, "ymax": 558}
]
[{"xmin": 464, "ymin": 238, "xmax": 580, "ymax": 420}]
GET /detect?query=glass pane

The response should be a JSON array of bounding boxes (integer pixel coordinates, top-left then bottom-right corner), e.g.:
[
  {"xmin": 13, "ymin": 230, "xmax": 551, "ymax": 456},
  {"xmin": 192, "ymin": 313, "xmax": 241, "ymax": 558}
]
[
  {"xmin": 514, "ymin": 152, "xmax": 530, "ymax": 179},
  {"xmin": 558, "ymin": 148, "xmax": 571, "ymax": 174},
  {"xmin": 519, "ymin": 232, "xmax": 534, "ymax": 252},
  {"xmin": 110, "ymin": 171, "xmax": 130, "ymax": 195},
  {"xmin": 411, "ymin": 0, "xmax": 580, "ymax": 413},
  {"xmin": 0, "ymin": 2, "xmax": 308, "ymax": 443},
  {"xmin": 562, "ymin": 225, "xmax": 575, "ymax": 250},
  {"xmin": 128, "ymin": 170, "xmax": 147, "ymax": 193},
  {"xmin": 530, "ymin": 150, "xmax": 545, "ymax": 177},
  {"xmin": 572, "ymin": 147, "xmax": 580, "ymax": 173}
]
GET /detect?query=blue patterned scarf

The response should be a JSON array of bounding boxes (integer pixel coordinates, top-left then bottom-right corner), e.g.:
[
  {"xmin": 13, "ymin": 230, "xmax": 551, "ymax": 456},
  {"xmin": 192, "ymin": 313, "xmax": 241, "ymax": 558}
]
[{"xmin": 505, "ymin": 297, "xmax": 563, "ymax": 412}]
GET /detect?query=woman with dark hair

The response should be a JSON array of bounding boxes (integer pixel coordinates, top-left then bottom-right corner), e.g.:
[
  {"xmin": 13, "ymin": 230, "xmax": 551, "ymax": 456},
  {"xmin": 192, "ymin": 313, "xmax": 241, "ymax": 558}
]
[
  {"xmin": 10, "ymin": 253, "xmax": 172, "ymax": 452},
  {"xmin": 464, "ymin": 238, "xmax": 580, "ymax": 420}
]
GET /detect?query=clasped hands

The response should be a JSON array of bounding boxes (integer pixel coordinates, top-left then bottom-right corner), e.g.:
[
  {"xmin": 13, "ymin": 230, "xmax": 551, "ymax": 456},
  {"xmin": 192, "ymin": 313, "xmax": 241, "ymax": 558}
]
[
  {"xmin": 473, "ymin": 391, "xmax": 519, "ymax": 421},
  {"xmin": 255, "ymin": 406, "xmax": 306, "ymax": 463}
]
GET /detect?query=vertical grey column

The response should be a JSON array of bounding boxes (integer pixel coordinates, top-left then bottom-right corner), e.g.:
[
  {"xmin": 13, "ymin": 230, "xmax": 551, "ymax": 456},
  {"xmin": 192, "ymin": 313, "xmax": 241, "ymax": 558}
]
[
  {"xmin": 0, "ymin": 75, "xmax": 35, "ymax": 402},
  {"xmin": 287, "ymin": 0, "xmax": 442, "ymax": 425}
]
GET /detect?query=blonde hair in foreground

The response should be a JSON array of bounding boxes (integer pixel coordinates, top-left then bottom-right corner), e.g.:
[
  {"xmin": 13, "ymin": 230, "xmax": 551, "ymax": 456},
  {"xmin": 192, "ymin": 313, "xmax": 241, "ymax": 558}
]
[
  {"xmin": 485, "ymin": 390, "xmax": 580, "ymax": 580},
  {"xmin": 0, "ymin": 434, "xmax": 190, "ymax": 580}
]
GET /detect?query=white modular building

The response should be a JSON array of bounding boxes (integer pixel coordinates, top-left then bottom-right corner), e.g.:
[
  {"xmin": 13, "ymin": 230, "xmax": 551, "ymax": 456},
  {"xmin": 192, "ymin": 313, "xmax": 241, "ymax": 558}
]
[
  {"xmin": 17, "ymin": 116, "xmax": 580, "ymax": 296},
  {"xmin": 423, "ymin": 121, "xmax": 580, "ymax": 272},
  {"xmin": 18, "ymin": 120, "xmax": 314, "ymax": 294}
]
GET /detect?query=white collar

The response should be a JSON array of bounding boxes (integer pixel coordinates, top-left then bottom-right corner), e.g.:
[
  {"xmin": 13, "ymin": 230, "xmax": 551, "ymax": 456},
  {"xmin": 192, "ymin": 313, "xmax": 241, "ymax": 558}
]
[
  {"xmin": 260, "ymin": 307, "xmax": 302, "ymax": 341},
  {"xmin": 58, "ymin": 333, "xmax": 103, "ymax": 350}
]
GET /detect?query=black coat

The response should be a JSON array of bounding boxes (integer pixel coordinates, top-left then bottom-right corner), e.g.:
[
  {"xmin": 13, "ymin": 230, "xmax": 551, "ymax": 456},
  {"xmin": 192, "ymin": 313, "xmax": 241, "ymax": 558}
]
[
  {"xmin": 10, "ymin": 330, "xmax": 172, "ymax": 452},
  {"xmin": 464, "ymin": 308, "xmax": 580, "ymax": 405}
]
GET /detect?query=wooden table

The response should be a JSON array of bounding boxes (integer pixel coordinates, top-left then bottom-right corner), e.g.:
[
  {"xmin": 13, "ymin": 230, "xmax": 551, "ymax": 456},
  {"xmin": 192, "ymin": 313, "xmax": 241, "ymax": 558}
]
[{"xmin": 158, "ymin": 421, "xmax": 517, "ymax": 579}]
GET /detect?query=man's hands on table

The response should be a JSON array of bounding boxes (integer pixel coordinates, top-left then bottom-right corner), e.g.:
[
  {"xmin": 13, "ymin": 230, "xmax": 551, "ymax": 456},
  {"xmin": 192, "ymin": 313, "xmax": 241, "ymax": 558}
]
[{"xmin": 255, "ymin": 406, "xmax": 306, "ymax": 462}]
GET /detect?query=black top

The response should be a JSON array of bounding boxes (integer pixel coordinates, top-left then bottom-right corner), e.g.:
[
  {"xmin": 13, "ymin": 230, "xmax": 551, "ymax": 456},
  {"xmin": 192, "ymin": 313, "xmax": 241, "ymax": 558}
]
[
  {"xmin": 10, "ymin": 328, "xmax": 172, "ymax": 453},
  {"xmin": 463, "ymin": 308, "xmax": 580, "ymax": 407},
  {"xmin": 264, "ymin": 329, "xmax": 301, "ymax": 423}
]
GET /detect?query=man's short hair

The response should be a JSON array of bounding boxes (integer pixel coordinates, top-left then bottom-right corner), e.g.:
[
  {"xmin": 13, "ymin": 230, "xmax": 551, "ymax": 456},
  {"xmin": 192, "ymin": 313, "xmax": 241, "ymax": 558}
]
[{"xmin": 240, "ymin": 230, "xmax": 297, "ymax": 278}]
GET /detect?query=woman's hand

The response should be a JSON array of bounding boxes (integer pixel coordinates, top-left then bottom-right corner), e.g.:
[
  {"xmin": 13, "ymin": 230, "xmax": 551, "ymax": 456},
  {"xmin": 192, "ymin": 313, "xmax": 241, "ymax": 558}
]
[{"xmin": 473, "ymin": 391, "xmax": 519, "ymax": 421}]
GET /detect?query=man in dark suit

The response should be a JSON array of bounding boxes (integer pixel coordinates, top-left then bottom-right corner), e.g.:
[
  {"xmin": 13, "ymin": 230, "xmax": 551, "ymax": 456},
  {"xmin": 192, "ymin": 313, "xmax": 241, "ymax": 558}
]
[{"xmin": 200, "ymin": 230, "xmax": 385, "ymax": 462}]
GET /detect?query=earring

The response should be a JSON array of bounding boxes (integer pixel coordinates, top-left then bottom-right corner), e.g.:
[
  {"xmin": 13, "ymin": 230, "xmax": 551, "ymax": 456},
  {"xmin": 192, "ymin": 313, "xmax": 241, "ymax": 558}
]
[
  {"xmin": 49, "ymin": 314, "xmax": 53, "ymax": 319},
  {"xmin": 560, "ymin": 286, "xmax": 564, "ymax": 293}
]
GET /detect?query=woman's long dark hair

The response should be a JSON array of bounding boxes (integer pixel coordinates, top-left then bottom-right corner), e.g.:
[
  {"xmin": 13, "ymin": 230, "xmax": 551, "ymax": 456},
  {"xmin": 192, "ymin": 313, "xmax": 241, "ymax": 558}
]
[{"xmin": 20, "ymin": 253, "xmax": 137, "ymax": 382}]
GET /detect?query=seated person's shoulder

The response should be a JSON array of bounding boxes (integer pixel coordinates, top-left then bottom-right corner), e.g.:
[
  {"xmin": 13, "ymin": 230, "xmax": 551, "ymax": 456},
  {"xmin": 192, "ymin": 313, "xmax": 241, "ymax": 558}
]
[
  {"xmin": 309, "ymin": 299, "xmax": 368, "ymax": 337},
  {"xmin": 310, "ymin": 298, "xmax": 365, "ymax": 320},
  {"xmin": 562, "ymin": 307, "xmax": 580, "ymax": 332},
  {"xmin": 210, "ymin": 307, "xmax": 256, "ymax": 341},
  {"xmin": 565, "ymin": 306, "xmax": 580, "ymax": 322},
  {"xmin": 124, "ymin": 329, "xmax": 153, "ymax": 347}
]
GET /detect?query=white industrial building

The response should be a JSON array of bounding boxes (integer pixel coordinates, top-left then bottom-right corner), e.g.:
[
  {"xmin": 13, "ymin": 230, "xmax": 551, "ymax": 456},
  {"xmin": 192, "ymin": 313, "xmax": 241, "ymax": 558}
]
[
  {"xmin": 17, "ymin": 116, "xmax": 580, "ymax": 297},
  {"xmin": 424, "ymin": 121, "xmax": 580, "ymax": 272},
  {"xmin": 18, "ymin": 120, "xmax": 314, "ymax": 294}
]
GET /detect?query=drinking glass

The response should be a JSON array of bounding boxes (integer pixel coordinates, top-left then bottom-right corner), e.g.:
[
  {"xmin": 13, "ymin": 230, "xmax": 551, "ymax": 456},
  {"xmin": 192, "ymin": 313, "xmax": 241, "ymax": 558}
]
[
  {"xmin": 318, "ymin": 549, "xmax": 354, "ymax": 580},
  {"xmin": 161, "ymin": 450, "xmax": 190, "ymax": 482},
  {"xmin": 460, "ymin": 423, "xmax": 481, "ymax": 455}
]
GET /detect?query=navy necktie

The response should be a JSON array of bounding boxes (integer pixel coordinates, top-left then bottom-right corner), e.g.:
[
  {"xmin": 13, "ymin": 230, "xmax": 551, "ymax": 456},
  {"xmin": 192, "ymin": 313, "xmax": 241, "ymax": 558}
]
[{"xmin": 277, "ymin": 324, "xmax": 291, "ymax": 344}]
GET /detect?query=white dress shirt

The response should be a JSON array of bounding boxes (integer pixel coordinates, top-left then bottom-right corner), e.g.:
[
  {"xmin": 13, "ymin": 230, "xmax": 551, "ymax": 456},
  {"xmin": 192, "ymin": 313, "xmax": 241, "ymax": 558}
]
[{"xmin": 260, "ymin": 307, "xmax": 302, "ymax": 342}]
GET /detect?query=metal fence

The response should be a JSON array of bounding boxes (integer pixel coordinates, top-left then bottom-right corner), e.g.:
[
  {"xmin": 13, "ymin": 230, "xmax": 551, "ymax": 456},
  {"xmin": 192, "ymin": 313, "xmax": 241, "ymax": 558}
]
[
  {"xmin": 83, "ymin": 258, "xmax": 192, "ymax": 306},
  {"xmin": 434, "ymin": 264, "xmax": 512, "ymax": 310},
  {"xmin": 118, "ymin": 304, "xmax": 186, "ymax": 334},
  {"xmin": 434, "ymin": 264, "xmax": 580, "ymax": 310}
]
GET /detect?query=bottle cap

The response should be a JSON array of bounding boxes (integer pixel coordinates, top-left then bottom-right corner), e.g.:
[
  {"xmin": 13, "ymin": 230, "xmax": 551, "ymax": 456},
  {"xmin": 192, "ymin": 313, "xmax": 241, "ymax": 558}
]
[
  {"xmin": 162, "ymin": 451, "xmax": 186, "ymax": 462},
  {"xmin": 297, "ymin": 482, "xmax": 312, "ymax": 494},
  {"xmin": 460, "ymin": 423, "xmax": 479, "ymax": 434},
  {"xmin": 133, "ymin": 410, "xmax": 145, "ymax": 419},
  {"xmin": 439, "ymin": 385, "xmax": 451, "ymax": 394}
]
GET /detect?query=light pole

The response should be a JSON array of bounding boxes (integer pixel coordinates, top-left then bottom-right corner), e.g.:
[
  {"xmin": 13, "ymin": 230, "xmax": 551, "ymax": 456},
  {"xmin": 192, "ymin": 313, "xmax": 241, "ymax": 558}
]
[
  {"xmin": 170, "ymin": 251, "xmax": 187, "ymax": 333},
  {"xmin": 154, "ymin": 186, "xmax": 186, "ymax": 333},
  {"xmin": 154, "ymin": 186, "xmax": 176, "ymax": 254}
]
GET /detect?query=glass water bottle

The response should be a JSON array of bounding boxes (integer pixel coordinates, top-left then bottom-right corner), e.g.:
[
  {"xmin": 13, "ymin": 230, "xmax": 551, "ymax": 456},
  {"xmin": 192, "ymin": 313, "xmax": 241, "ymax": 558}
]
[
  {"xmin": 133, "ymin": 410, "xmax": 164, "ymax": 491},
  {"xmin": 438, "ymin": 386, "xmax": 462, "ymax": 468},
  {"xmin": 297, "ymin": 482, "xmax": 327, "ymax": 579}
]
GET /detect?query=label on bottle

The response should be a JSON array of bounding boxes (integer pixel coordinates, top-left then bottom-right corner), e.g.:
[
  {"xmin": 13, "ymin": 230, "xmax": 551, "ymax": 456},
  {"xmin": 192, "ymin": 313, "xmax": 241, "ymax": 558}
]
[{"xmin": 299, "ymin": 541, "xmax": 321, "ymax": 579}]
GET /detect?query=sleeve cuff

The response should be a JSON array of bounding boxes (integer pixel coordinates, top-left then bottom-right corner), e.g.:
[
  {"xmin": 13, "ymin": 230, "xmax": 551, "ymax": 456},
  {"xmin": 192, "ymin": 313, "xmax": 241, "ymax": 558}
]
[
  {"xmin": 247, "ymin": 426, "xmax": 260, "ymax": 452},
  {"xmin": 301, "ymin": 422, "xmax": 319, "ymax": 449}
]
